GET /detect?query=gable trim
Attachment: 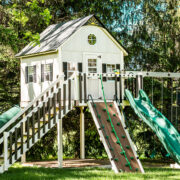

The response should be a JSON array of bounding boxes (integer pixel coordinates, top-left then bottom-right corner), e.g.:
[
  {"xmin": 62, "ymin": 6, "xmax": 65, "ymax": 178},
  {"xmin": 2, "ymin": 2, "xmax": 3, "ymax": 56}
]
[
  {"xmin": 99, "ymin": 27, "xmax": 128, "ymax": 56},
  {"xmin": 17, "ymin": 50, "xmax": 58, "ymax": 59}
]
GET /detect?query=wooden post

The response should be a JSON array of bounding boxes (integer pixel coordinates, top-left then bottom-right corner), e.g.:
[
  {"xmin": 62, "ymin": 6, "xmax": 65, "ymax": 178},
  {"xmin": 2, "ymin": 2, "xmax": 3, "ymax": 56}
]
[
  {"xmin": 79, "ymin": 73, "xmax": 82, "ymax": 103},
  {"xmin": 115, "ymin": 75, "xmax": 117, "ymax": 100},
  {"xmin": 57, "ymin": 118, "xmax": 63, "ymax": 168},
  {"xmin": 119, "ymin": 74, "xmax": 122, "ymax": 103},
  {"xmin": 63, "ymin": 84, "xmax": 66, "ymax": 115},
  {"xmin": 84, "ymin": 73, "xmax": 87, "ymax": 103},
  {"xmin": 136, "ymin": 75, "xmax": 139, "ymax": 98},
  {"xmin": 68, "ymin": 79, "xmax": 71, "ymax": 110},
  {"xmin": 21, "ymin": 115, "xmax": 26, "ymax": 163},
  {"xmin": 3, "ymin": 132, "xmax": 8, "ymax": 171},
  {"xmin": 80, "ymin": 107, "xmax": 85, "ymax": 159}
]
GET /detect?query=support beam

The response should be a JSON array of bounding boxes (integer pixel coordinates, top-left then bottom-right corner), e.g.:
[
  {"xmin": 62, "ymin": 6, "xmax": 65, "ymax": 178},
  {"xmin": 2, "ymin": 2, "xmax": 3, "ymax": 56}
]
[
  {"xmin": 80, "ymin": 107, "xmax": 85, "ymax": 159},
  {"xmin": 57, "ymin": 118, "xmax": 63, "ymax": 168}
]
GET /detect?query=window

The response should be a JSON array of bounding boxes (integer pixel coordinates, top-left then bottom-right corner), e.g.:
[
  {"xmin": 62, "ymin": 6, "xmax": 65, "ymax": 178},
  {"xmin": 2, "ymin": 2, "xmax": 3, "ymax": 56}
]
[
  {"xmin": 67, "ymin": 62, "xmax": 76, "ymax": 78},
  {"xmin": 88, "ymin": 59, "xmax": 97, "ymax": 73},
  {"xmin": 88, "ymin": 34, "xmax": 96, "ymax": 45},
  {"xmin": 107, "ymin": 64, "xmax": 115, "ymax": 80},
  {"xmin": 25, "ymin": 65, "xmax": 36, "ymax": 83},
  {"xmin": 41, "ymin": 63, "xmax": 53, "ymax": 82}
]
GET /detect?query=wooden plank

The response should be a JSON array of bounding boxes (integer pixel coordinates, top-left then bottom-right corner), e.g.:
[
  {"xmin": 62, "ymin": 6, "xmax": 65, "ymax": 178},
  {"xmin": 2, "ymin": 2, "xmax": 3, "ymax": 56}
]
[
  {"xmin": 79, "ymin": 73, "xmax": 82, "ymax": 103},
  {"xmin": 9, "ymin": 132, "xmax": 12, "ymax": 164},
  {"xmin": 27, "ymin": 117, "xmax": 30, "ymax": 148},
  {"xmin": 43, "ymin": 102, "xmax": 46, "ymax": 133},
  {"xmin": 15, "ymin": 128, "xmax": 17, "ymax": 160},
  {"xmin": 119, "ymin": 75, "xmax": 122, "ymax": 103},
  {"xmin": 136, "ymin": 75, "xmax": 139, "ymax": 97},
  {"xmin": 21, "ymin": 122, "xmax": 23, "ymax": 154},
  {"xmin": 84, "ymin": 73, "xmax": 87, "ymax": 103},
  {"xmin": 48, "ymin": 97, "xmax": 51, "ymax": 129},
  {"xmin": 32, "ymin": 112, "xmax": 35, "ymax": 144},
  {"xmin": 68, "ymin": 79, "xmax": 71, "ymax": 110},
  {"xmin": 63, "ymin": 84, "xmax": 66, "ymax": 115},
  {"xmin": 115, "ymin": 75, "xmax": 117, "ymax": 100},
  {"xmin": 58, "ymin": 88, "xmax": 61, "ymax": 119},
  {"xmin": 38, "ymin": 107, "xmax": 41, "ymax": 139},
  {"xmin": 53, "ymin": 93, "xmax": 57, "ymax": 124}
]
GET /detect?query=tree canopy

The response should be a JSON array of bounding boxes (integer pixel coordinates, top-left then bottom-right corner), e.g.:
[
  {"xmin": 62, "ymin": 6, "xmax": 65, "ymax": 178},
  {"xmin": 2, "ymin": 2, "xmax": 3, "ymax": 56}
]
[{"xmin": 0, "ymin": 0, "xmax": 179, "ymax": 159}]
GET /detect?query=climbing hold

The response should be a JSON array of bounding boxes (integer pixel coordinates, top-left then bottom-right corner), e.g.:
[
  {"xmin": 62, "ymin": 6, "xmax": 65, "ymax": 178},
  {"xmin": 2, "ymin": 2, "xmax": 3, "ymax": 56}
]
[
  {"xmin": 126, "ymin": 145, "xmax": 130, "ymax": 149},
  {"xmin": 111, "ymin": 129, "xmax": 115, "ymax": 133},
  {"xmin": 135, "ymin": 168, "xmax": 138, "ymax": 171},
  {"xmin": 101, "ymin": 125, "xmax": 105, "ymax": 129},
  {"xmin": 93, "ymin": 104, "xmax": 96, "ymax": 108},
  {"xmin": 113, "ymin": 113, "xmax": 116, "ymax": 117},
  {"xmin": 125, "ymin": 162, "xmax": 131, "ymax": 167},
  {"xmin": 116, "ymin": 141, "xmax": 120, "ymax": 144},
  {"xmin": 98, "ymin": 114, "xmax": 101, "ymax": 119},
  {"xmin": 110, "ymin": 147, "xmax": 114, "ymax": 151},
  {"xmin": 107, "ymin": 118, "xmax": 110, "ymax": 122},
  {"xmin": 130, "ymin": 157, "xmax": 134, "ymax": 160},
  {"xmin": 119, "ymin": 169, "xmax": 123, "ymax": 172},
  {"xmin": 121, "ymin": 135, "xmax": 126, "ymax": 138},
  {"xmin": 114, "ymin": 158, "xmax": 118, "ymax": 162},
  {"xmin": 120, "ymin": 151, "xmax": 125, "ymax": 155},
  {"xmin": 109, "ymin": 104, "xmax": 113, "ymax": 107},
  {"xmin": 102, "ymin": 108, "xmax": 106, "ymax": 112},
  {"xmin": 117, "ymin": 122, "xmax": 120, "ymax": 126},
  {"xmin": 106, "ymin": 136, "xmax": 109, "ymax": 139}
]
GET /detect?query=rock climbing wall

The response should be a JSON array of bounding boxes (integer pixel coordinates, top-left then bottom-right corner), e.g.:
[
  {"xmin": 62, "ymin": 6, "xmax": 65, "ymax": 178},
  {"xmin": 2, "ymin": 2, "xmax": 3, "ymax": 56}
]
[{"xmin": 89, "ymin": 101, "xmax": 144, "ymax": 173}]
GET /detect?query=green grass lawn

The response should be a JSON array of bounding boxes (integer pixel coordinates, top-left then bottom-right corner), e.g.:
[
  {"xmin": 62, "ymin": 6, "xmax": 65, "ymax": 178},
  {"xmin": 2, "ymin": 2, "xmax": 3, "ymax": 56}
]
[{"xmin": 0, "ymin": 162, "xmax": 179, "ymax": 180}]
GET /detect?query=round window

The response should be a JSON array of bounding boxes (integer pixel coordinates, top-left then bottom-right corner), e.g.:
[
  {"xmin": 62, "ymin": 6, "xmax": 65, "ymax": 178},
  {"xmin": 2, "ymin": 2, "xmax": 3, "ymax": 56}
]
[{"xmin": 88, "ymin": 34, "xmax": 96, "ymax": 45}]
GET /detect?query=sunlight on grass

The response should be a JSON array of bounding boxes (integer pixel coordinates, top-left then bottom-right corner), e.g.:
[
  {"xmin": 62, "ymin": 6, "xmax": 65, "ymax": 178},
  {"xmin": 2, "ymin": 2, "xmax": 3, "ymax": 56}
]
[{"xmin": 0, "ymin": 163, "xmax": 179, "ymax": 180}]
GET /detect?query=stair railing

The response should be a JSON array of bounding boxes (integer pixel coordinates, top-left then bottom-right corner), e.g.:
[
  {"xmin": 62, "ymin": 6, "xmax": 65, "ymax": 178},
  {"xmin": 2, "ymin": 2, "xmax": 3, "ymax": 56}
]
[{"xmin": 1, "ymin": 72, "xmax": 79, "ymax": 172}]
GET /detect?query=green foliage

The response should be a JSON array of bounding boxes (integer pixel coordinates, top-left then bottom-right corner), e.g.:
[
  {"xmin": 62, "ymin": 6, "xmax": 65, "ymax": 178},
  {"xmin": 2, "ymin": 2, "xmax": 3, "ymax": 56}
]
[{"xmin": 0, "ymin": 0, "xmax": 179, "ymax": 160}]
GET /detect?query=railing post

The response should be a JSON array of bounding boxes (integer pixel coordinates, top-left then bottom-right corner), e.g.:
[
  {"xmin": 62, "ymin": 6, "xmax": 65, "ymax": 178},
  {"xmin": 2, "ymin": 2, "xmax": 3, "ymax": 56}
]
[
  {"xmin": 79, "ymin": 73, "xmax": 82, "ymax": 103},
  {"xmin": 136, "ymin": 75, "xmax": 139, "ymax": 97},
  {"xmin": 63, "ymin": 84, "xmax": 66, "ymax": 115},
  {"xmin": 68, "ymin": 79, "xmax": 71, "ymax": 110},
  {"xmin": 3, "ymin": 132, "xmax": 8, "ymax": 171},
  {"xmin": 74, "ymin": 71, "xmax": 79, "ymax": 102},
  {"xmin": 58, "ymin": 88, "xmax": 62, "ymax": 119},
  {"xmin": 115, "ymin": 75, "xmax": 117, "ymax": 101},
  {"xmin": 84, "ymin": 73, "xmax": 87, "ymax": 103},
  {"xmin": 119, "ymin": 74, "xmax": 122, "ymax": 103},
  {"xmin": 53, "ymin": 93, "xmax": 57, "ymax": 124}
]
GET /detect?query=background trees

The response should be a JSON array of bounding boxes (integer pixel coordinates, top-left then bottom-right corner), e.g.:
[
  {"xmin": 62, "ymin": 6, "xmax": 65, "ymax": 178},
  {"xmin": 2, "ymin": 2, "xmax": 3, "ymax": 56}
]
[{"xmin": 0, "ymin": 0, "xmax": 179, "ymax": 159}]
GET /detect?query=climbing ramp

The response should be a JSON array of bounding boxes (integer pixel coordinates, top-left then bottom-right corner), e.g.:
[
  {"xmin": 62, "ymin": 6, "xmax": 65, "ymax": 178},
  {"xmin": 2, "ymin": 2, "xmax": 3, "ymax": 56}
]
[
  {"xmin": 88, "ymin": 99, "xmax": 144, "ymax": 173},
  {"xmin": 125, "ymin": 89, "xmax": 180, "ymax": 164}
]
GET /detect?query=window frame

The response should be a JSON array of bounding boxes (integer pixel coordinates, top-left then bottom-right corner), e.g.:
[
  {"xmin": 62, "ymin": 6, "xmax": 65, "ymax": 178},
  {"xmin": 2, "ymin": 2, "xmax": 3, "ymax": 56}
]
[
  {"xmin": 26, "ymin": 65, "xmax": 36, "ymax": 84},
  {"xmin": 106, "ymin": 64, "xmax": 116, "ymax": 81},
  {"xmin": 88, "ymin": 34, "xmax": 96, "ymax": 45},
  {"xmin": 88, "ymin": 59, "xmax": 97, "ymax": 73}
]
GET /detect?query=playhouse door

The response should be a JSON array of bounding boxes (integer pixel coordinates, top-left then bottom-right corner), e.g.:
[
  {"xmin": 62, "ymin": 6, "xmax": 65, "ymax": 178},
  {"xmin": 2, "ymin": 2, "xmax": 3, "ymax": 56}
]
[{"xmin": 84, "ymin": 54, "xmax": 102, "ymax": 99}]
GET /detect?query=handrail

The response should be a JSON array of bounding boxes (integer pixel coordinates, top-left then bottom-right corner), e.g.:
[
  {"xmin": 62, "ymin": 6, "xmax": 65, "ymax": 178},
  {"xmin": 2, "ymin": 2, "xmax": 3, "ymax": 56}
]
[
  {"xmin": 100, "ymin": 74, "xmax": 132, "ymax": 169},
  {"xmin": 0, "ymin": 72, "xmax": 76, "ymax": 135},
  {"xmin": 2, "ymin": 73, "xmax": 76, "ymax": 139}
]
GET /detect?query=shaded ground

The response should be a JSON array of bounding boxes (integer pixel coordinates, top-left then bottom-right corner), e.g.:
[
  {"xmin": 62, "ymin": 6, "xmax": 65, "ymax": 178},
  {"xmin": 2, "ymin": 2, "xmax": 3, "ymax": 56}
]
[
  {"xmin": 0, "ymin": 159, "xmax": 179, "ymax": 180},
  {"xmin": 22, "ymin": 159, "xmax": 110, "ymax": 168}
]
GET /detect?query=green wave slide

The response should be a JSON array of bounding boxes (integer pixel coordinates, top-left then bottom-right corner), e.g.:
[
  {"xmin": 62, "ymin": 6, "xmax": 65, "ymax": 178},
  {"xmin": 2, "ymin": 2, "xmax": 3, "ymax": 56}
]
[{"xmin": 125, "ymin": 89, "xmax": 180, "ymax": 164}]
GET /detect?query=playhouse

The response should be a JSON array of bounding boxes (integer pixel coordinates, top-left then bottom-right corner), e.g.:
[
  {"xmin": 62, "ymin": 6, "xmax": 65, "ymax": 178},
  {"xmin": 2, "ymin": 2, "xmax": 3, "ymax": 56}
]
[
  {"xmin": 0, "ymin": 14, "xmax": 179, "ymax": 174},
  {"xmin": 16, "ymin": 15, "xmax": 127, "ymax": 107}
]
